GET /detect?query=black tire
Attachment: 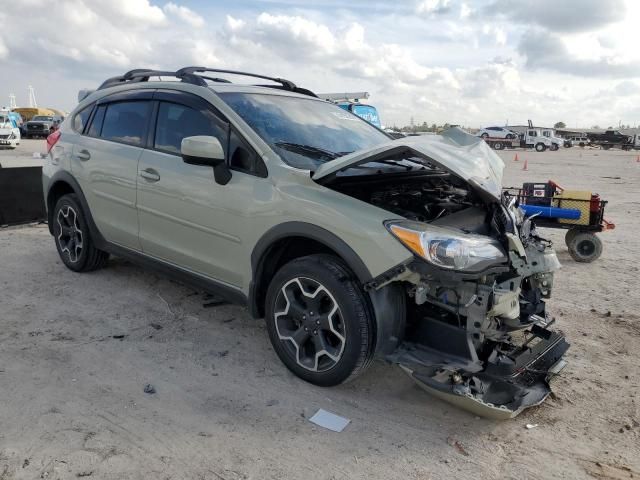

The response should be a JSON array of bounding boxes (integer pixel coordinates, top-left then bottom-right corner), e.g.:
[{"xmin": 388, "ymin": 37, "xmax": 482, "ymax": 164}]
[
  {"xmin": 535, "ymin": 142, "xmax": 546, "ymax": 152},
  {"xmin": 493, "ymin": 141, "xmax": 504, "ymax": 150},
  {"xmin": 579, "ymin": 142, "xmax": 585, "ymax": 147},
  {"xmin": 52, "ymin": 194, "xmax": 109, "ymax": 272},
  {"xmin": 550, "ymin": 144, "xmax": 559, "ymax": 151},
  {"xmin": 481, "ymin": 133, "xmax": 489, "ymax": 139},
  {"xmin": 506, "ymin": 134, "xmax": 514, "ymax": 139},
  {"xmin": 602, "ymin": 144, "xmax": 610, "ymax": 150},
  {"xmin": 265, "ymin": 254, "xmax": 375, "ymax": 387},
  {"xmin": 568, "ymin": 232, "xmax": 603, "ymax": 263},
  {"xmin": 564, "ymin": 228, "xmax": 579, "ymax": 247}
]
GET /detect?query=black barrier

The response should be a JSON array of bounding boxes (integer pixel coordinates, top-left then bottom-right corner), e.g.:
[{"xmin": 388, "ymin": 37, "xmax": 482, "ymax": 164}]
[{"xmin": 0, "ymin": 166, "xmax": 46, "ymax": 226}]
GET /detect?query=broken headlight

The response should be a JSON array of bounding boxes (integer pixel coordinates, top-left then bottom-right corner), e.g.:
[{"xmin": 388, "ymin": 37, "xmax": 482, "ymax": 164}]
[{"xmin": 386, "ymin": 220, "xmax": 507, "ymax": 271}]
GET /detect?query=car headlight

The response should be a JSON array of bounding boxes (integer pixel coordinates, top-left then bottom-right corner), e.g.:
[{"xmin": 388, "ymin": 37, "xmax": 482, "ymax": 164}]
[{"xmin": 385, "ymin": 220, "xmax": 507, "ymax": 271}]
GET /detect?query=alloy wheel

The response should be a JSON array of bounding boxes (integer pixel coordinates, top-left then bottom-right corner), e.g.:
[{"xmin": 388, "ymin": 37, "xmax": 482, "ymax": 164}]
[
  {"xmin": 56, "ymin": 206, "xmax": 83, "ymax": 263},
  {"xmin": 274, "ymin": 277, "xmax": 346, "ymax": 372}
]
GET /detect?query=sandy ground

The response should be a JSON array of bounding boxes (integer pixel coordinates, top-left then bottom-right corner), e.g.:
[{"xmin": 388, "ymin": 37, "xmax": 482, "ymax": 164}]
[
  {"xmin": 1, "ymin": 144, "xmax": 639, "ymax": 479},
  {"xmin": 0, "ymin": 139, "xmax": 46, "ymax": 168}
]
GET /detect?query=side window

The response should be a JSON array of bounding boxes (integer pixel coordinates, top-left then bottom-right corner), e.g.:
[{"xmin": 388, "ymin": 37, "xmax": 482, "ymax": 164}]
[
  {"xmin": 87, "ymin": 105, "xmax": 106, "ymax": 138},
  {"xmin": 73, "ymin": 104, "xmax": 94, "ymax": 133},
  {"xmin": 154, "ymin": 102, "xmax": 226, "ymax": 155},
  {"xmin": 101, "ymin": 101, "xmax": 150, "ymax": 146},
  {"xmin": 229, "ymin": 129, "xmax": 267, "ymax": 177}
]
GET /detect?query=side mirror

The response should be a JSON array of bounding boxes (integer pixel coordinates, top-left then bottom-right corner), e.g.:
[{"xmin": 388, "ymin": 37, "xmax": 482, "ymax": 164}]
[{"xmin": 181, "ymin": 136, "xmax": 232, "ymax": 185}]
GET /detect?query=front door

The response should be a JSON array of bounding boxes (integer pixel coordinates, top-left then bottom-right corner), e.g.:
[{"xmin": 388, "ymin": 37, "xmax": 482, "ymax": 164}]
[{"xmin": 136, "ymin": 91, "xmax": 266, "ymax": 288}]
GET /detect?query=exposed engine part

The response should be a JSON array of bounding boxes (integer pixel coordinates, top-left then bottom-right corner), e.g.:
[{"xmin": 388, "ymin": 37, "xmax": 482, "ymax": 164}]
[{"xmin": 330, "ymin": 174, "xmax": 480, "ymax": 224}]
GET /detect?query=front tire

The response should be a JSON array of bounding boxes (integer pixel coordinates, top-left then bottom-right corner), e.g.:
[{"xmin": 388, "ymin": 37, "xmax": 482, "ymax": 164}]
[
  {"xmin": 52, "ymin": 194, "xmax": 109, "ymax": 272},
  {"xmin": 535, "ymin": 142, "xmax": 546, "ymax": 152},
  {"xmin": 265, "ymin": 254, "xmax": 375, "ymax": 387}
]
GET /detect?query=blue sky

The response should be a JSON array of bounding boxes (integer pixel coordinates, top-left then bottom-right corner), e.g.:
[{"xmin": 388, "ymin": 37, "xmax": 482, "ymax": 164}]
[{"xmin": 1, "ymin": 0, "xmax": 639, "ymax": 127}]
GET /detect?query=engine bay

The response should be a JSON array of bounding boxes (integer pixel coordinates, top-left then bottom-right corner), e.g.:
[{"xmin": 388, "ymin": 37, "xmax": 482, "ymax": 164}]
[{"xmin": 329, "ymin": 172, "xmax": 482, "ymax": 223}]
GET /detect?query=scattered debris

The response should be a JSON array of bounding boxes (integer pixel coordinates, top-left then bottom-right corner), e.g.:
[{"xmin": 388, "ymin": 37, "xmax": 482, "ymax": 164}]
[
  {"xmin": 112, "ymin": 334, "xmax": 127, "ymax": 340},
  {"xmin": 218, "ymin": 350, "xmax": 229, "ymax": 357},
  {"xmin": 446, "ymin": 437, "xmax": 470, "ymax": 456},
  {"xmin": 309, "ymin": 409, "xmax": 350, "ymax": 432},
  {"xmin": 149, "ymin": 323, "xmax": 163, "ymax": 330},
  {"xmin": 76, "ymin": 471, "xmax": 93, "ymax": 477},
  {"xmin": 266, "ymin": 399, "xmax": 279, "ymax": 407},
  {"xmin": 526, "ymin": 424, "xmax": 539, "ymax": 429},
  {"xmin": 143, "ymin": 384, "xmax": 156, "ymax": 394},
  {"xmin": 222, "ymin": 317, "xmax": 235, "ymax": 323},
  {"xmin": 23, "ymin": 459, "xmax": 30, "ymax": 468}
]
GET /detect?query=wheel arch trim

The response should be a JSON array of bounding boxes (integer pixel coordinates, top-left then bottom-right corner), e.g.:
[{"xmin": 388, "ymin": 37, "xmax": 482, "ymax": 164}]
[
  {"xmin": 45, "ymin": 171, "xmax": 107, "ymax": 249},
  {"xmin": 248, "ymin": 222, "xmax": 373, "ymax": 318}
]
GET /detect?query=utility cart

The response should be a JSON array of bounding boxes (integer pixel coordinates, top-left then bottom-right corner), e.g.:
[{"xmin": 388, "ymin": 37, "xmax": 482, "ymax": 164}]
[{"xmin": 504, "ymin": 180, "xmax": 615, "ymax": 262}]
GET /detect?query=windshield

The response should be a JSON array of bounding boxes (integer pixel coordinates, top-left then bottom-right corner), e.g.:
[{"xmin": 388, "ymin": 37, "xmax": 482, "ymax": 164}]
[
  {"xmin": 32, "ymin": 116, "xmax": 53, "ymax": 121},
  {"xmin": 219, "ymin": 92, "xmax": 390, "ymax": 170}
]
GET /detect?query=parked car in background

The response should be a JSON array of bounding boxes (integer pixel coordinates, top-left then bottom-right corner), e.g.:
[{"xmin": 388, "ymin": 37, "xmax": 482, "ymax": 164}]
[
  {"xmin": 476, "ymin": 126, "xmax": 518, "ymax": 139},
  {"xmin": 567, "ymin": 135, "xmax": 589, "ymax": 147},
  {"xmin": 24, "ymin": 115, "xmax": 63, "ymax": 138},
  {"xmin": 0, "ymin": 112, "xmax": 21, "ymax": 149}
]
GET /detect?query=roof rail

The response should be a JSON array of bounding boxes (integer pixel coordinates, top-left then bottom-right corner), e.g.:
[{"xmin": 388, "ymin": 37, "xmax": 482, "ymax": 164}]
[{"xmin": 96, "ymin": 67, "xmax": 316, "ymax": 97}]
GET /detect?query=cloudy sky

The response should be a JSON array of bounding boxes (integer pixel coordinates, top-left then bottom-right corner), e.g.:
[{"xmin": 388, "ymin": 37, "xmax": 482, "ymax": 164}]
[{"xmin": 1, "ymin": 0, "xmax": 639, "ymax": 128}]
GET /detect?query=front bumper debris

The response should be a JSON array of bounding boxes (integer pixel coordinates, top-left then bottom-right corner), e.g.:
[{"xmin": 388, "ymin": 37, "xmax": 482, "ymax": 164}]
[{"xmin": 388, "ymin": 323, "xmax": 569, "ymax": 419}]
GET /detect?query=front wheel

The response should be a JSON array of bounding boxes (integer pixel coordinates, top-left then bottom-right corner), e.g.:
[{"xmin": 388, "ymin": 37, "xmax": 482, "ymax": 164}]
[
  {"xmin": 535, "ymin": 142, "xmax": 546, "ymax": 152},
  {"xmin": 568, "ymin": 232, "xmax": 603, "ymax": 263},
  {"xmin": 53, "ymin": 194, "xmax": 109, "ymax": 272},
  {"xmin": 550, "ymin": 144, "xmax": 559, "ymax": 151},
  {"xmin": 493, "ymin": 141, "xmax": 504, "ymax": 150},
  {"xmin": 481, "ymin": 133, "xmax": 489, "ymax": 139},
  {"xmin": 265, "ymin": 254, "xmax": 375, "ymax": 386}
]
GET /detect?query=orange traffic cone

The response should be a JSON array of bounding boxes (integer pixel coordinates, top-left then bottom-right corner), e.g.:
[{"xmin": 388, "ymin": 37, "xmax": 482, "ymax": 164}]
[
  {"xmin": 636, "ymin": 155, "xmax": 640, "ymax": 163},
  {"xmin": 514, "ymin": 153, "xmax": 519, "ymax": 161},
  {"xmin": 522, "ymin": 158, "xmax": 528, "ymax": 171}
]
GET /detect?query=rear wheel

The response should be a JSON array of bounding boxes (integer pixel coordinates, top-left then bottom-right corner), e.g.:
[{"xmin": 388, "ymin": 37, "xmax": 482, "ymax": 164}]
[
  {"xmin": 53, "ymin": 194, "xmax": 109, "ymax": 272},
  {"xmin": 265, "ymin": 254, "xmax": 375, "ymax": 386},
  {"xmin": 550, "ymin": 144, "xmax": 559, "ymax": 151},
  {"xmin": 506, "ymin": 134, "xmax": 514, "ymax": 139},
  {"xmin": 568, "ymin": 232, "xmax": 603, "ymax": 263}
]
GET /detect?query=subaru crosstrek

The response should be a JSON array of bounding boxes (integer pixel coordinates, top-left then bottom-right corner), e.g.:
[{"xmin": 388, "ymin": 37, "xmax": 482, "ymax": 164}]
[{"xmin": 42, "ymin": 67, "xmax": 569, "ymax": 419}]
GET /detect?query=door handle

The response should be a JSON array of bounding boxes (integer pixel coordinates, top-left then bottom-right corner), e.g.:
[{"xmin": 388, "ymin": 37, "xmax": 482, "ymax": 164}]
[
  {"xmin": 76, "ymin": 149, "xmax": 91, "ymax": 161},
  {"xmin": 140, "ymin": 168, "xmax": 160, "ymax": 182}
]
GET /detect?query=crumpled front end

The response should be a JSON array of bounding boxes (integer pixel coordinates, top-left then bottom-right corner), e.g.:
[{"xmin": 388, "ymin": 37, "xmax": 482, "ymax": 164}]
[{"xmin": 384, "ymin": 194, "xmax": 569, "ymax": 419}]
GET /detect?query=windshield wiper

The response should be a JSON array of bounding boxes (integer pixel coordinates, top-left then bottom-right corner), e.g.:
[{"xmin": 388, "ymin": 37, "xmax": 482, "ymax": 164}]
[{"xmin": 274, "ymin": 141, "xmax": 343, "ymax": 161}]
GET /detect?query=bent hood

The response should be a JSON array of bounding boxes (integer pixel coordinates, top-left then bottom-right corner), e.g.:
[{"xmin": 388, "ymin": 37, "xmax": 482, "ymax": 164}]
[{"xmin": 312, "ymin": 127, "xmax": 505, "ymax": 201}]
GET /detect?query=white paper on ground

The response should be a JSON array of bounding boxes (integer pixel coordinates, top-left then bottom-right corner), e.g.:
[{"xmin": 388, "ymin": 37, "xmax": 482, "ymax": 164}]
[{"xmin": 309, "ymin": 409, "xmax": 350, "ymax": 432}]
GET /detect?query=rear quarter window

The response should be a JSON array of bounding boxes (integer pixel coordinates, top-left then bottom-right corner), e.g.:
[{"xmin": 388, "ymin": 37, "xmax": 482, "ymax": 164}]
[{"xmin": 73, "ymin": 104, "xmax": 94, "ymax": 133}]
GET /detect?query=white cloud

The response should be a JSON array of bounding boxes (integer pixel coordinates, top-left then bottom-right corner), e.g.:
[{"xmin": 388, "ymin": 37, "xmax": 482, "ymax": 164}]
[
  {"xmin": 164, "ymin": 2, "xmax": 204, "ymax": 28},
  {"xmin": 416, "ymin": 0, "xmax": 451, "ymax": 16},
  {"xmin": 0, "ymin": 37, "xmax": 8, "ymax": 60},
  {"xmin": 255, "ymin": 13, "xmax": 337, "ymax": 54},
  {"xmin": 226, "ymin": 15, "xmax": 246, "ymax": 32}
]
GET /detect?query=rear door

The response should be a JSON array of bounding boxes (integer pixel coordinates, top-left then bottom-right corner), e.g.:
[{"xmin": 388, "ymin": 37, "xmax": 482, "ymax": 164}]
[
  {"xmin": 136, "ymin": 90, "xmax": 268, "ymax": 286},
  {"xmin": 70, "ymin": 90, "xmax": 153, "ymax": 250}
]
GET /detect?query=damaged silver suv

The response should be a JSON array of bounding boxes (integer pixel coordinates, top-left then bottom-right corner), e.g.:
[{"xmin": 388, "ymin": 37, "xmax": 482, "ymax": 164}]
[{"xmin": 42, "ymin": 67, "xmax": 569, "ymax": 419}]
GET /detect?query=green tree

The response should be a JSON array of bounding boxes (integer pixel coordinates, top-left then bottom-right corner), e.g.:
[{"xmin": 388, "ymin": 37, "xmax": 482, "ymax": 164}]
[{"xmin": 554, "ymin": 121, "xmax": 566, "ymax": 129}]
